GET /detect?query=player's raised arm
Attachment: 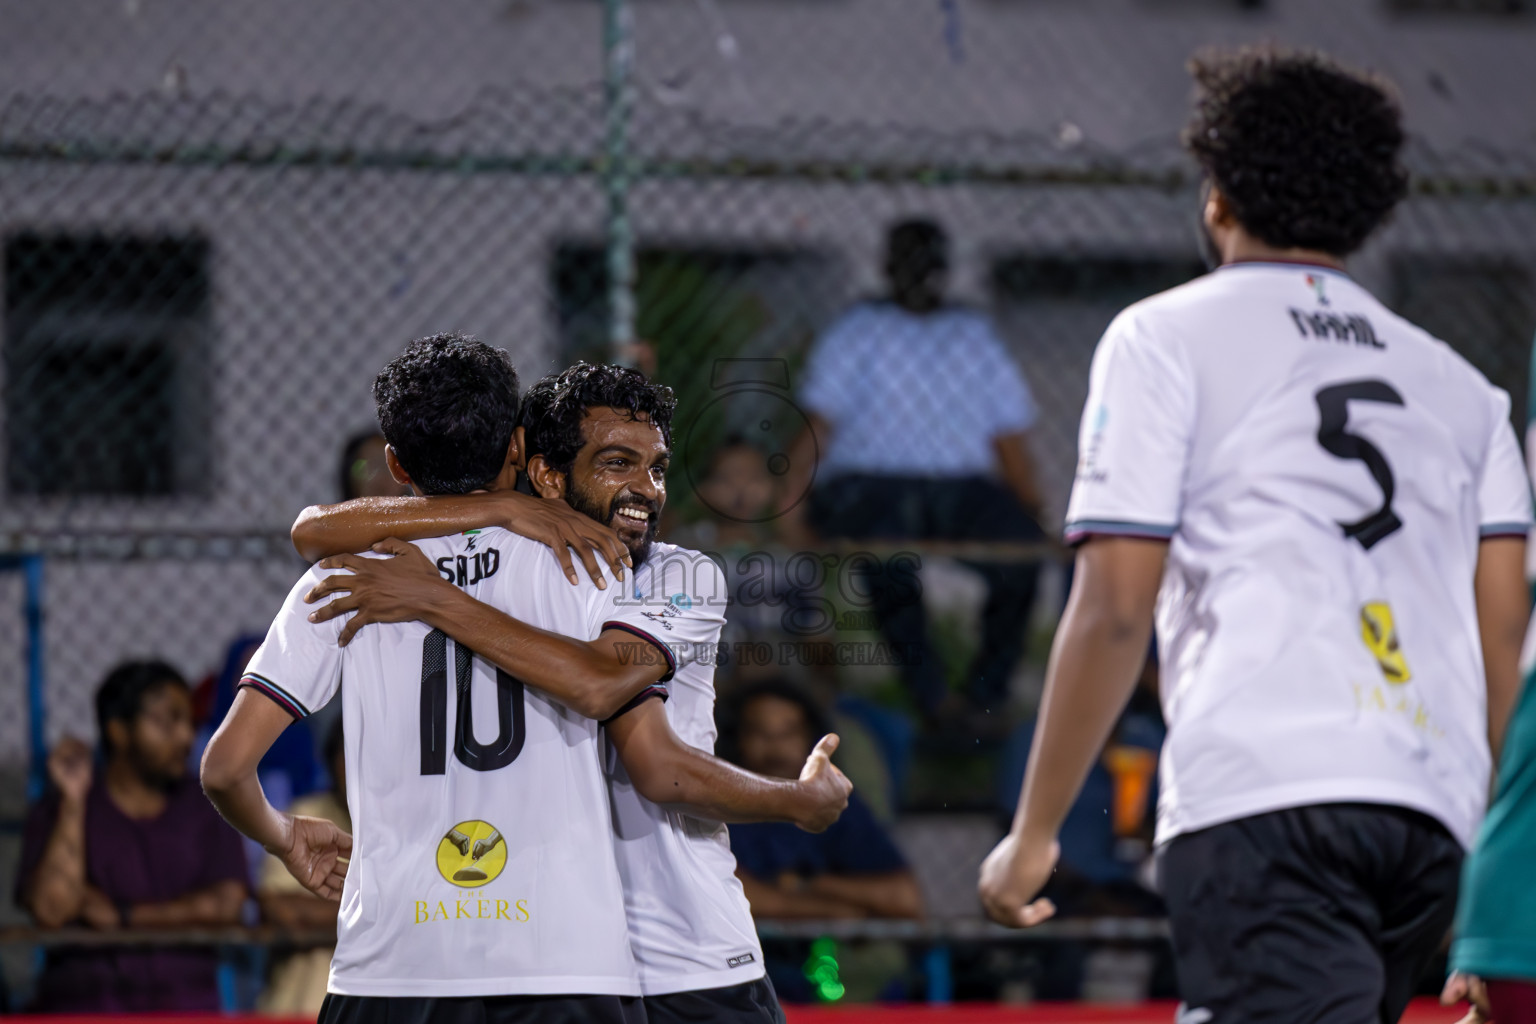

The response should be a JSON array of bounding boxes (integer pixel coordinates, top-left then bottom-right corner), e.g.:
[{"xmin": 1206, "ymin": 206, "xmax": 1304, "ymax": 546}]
[
  {"xmin": 293, "ymin": 489, "xmax": 629, "ymax": 586},
  {"xmin": 304, "ymin": 539, "xmax": 854, "ymax": 830},
  {"xmin": 606, "ymin": 701, "xmax": 851, "ymax": 831},
  {"xmin": 305, "ymin": 538, "xmax": 663, "ymax": 720},
  {"xmin": 293, "ymin": 439, "xmax": 629, "ymax": 591}
]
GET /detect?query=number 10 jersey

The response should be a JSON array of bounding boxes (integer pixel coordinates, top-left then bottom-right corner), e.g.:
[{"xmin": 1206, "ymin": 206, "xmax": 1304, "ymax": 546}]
[
  {"xmin": 1064, "ymin": 262, "xmax": 1532, "ymax": 849},
  {"xmin": 241, "ymin": 528, "xmax": 669, "ymax": 997}
]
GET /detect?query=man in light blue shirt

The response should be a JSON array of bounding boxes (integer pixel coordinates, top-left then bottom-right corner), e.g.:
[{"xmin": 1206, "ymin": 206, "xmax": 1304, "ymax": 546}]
[{"xmin": 786, "ymin": 219, "xmax": 1045, "ymax": 721}]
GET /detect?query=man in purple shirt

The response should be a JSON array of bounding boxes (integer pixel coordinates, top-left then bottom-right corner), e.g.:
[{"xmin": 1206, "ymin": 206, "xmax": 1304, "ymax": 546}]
[{"xmin": 15, "ymin": 660, "xmax": 249, "ymax": 1012}]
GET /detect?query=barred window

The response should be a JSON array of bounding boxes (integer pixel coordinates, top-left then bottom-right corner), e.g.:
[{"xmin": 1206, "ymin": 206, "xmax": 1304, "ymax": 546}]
[{"xmin": 4, "ymin": 233, "xmax": 212, "ymax": 497}]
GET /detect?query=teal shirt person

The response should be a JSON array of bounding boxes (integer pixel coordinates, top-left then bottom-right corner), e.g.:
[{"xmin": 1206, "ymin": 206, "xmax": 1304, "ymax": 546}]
[
  {"xmin": 1452, "ymin": 671, "xmax": 1536, "ymax": 981},
  {"xmin": 1451, "ymin": 331, "xmax": 1536, "ymax": 982}
]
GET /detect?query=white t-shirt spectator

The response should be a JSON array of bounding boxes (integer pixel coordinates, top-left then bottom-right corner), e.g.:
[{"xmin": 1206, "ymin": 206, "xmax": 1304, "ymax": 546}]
[
  {"xmin": 1064, "ymin": 262, "xmax": 1532, "ymax": 850},
  {"xmin": 800, "ymin": 301, "xmax": 1037, "ymax": 477}
]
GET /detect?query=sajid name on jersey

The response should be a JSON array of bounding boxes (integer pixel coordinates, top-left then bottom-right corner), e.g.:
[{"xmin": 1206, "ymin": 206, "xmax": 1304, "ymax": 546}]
[{"xmin": 435, "ymin": 549, "xmax": 502, "ymax": 588}]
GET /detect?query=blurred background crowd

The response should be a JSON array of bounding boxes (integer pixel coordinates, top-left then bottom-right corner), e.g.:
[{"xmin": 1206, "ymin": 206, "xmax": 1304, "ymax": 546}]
[{"xmin": 2, "ymin": 0, "xmax": 1535, "ymax": 1012}]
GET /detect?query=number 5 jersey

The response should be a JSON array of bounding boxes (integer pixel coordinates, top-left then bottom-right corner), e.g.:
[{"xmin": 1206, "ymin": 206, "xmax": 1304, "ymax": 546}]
[
  {"xmin": 1064, "ymin": 261, "xmax": 1533, "ymax": 850},
  {"xmin": 239, "ymin": 528, "xmax": 673, "ymax": 998}
]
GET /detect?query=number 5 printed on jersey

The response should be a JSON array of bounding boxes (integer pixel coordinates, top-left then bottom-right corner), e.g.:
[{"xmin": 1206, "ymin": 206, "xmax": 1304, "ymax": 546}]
[
  {"xmin": 1315, "ymin": 380, "xmax": 1406, "ymax": 551},
  {"xmin": 420, "ymin": 628, "xmax": 526, "ymax": 775}
]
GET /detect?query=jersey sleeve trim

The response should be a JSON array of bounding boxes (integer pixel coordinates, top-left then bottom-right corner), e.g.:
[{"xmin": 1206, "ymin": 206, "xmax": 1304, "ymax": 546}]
[
  {"xmin": 1480, "ymin": 522, "xmax": 1532, "ymax": 539},
  {"xmin": 601, "ymin": 621, "xmax": 678, "ymax": 683},
  {"xmin": 600, "ymin": 685, "xmax": 669, "ymax": 726},
  {"xmin": 1063, "ymin": 519, "xmax": 1178, "ymax": 546},
  {"xmin": 238, "ymin": 673, "xmax": 311, "ymax": 719}
]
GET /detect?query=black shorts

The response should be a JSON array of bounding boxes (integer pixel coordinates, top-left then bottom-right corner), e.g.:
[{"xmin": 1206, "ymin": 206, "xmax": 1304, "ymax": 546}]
[
  {"xmin": 317, "ymin": 992, "xmax": 645, "ymax": 1024},
  {"xmin": 1157, "ymin": 802, "xmax": 1463, "ymax": 1024},
  {"xmin": 643, "ymin": 977, "xmax": 784, "ymax": 1024}
]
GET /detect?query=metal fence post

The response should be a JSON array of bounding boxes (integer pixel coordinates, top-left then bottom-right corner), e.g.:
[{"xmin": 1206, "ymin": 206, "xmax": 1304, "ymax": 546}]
[
  {"xmin": 0, "ymin": 553, "xmax": 48, "ymax": 802},
  {"xmin": 603, "ymin": 0, "xmax": 637, "ymax": 364},
  {"xmin": 923, "ymin": 943, "xmax": 953, "ymax": 1004}
]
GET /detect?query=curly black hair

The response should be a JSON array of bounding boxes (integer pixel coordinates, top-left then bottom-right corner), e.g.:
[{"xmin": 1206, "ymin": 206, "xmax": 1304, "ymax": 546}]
[
  {"xmin": 1182, "ymin": 46, "xmax": 1408, "ymax": 257},
  {"xmin": 372, "ymin": 332, "xmax": 520, "ymax": 495},
  {"xmin": 519, "ymin": 362, "xmax": 677, "ymax": 478}
]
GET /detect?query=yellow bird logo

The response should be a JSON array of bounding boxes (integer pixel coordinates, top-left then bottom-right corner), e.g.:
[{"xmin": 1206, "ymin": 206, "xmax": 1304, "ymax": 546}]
[{"xmin": 1360, "ymin": 602, "xmax": 1410, "ymax": 684}]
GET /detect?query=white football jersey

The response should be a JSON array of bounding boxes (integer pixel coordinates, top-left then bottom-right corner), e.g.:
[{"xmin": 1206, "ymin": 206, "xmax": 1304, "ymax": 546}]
[
  {"xmin": 602, "ymin": 541, "xmax": 765, "ymax": 995},
  {"xmin": 241, "ymin": 527, "xmax": 674, "ymax": 997},
  {"xmin": 1064, "ymin": 262, "xmax": 1533, "ymax": 849}
]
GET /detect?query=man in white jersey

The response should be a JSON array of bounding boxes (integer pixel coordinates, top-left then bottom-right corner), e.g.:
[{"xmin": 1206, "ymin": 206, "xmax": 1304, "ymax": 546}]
[
  {"xmin": 294, "ymin": 362, "xmax": 851, "ymax": 1023},
  {"xmin": 978, "ymin": 48, "xmax": 1533, "ymax": 1023},
  {"xmin": 204, "ymin": 340, "xmax": 848, "ymax": 1024}
]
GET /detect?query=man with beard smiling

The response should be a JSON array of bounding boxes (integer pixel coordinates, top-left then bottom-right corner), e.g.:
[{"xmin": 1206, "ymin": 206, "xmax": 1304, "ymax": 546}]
[
  {"xmin": 295, "ymin": 361, "xmax": 850, "ymax": 1024},
  {"xmin": 519, "ymin": 367, "xmax": 667, "ymax": 565}
]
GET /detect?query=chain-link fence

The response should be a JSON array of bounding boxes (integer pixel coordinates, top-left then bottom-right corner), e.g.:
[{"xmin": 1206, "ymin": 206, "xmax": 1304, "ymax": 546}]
[{"xmin": 3, "ymin": 0, "xmax": 1536, "ymax": 826}]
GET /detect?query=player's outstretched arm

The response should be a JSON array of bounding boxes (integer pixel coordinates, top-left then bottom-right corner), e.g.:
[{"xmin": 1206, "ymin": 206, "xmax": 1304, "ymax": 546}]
[
  {"xmin": 291, "ymin": 491, "xmax": 629, "ymax": 588},
  {"xmin": 1476, "ymin": 535, "xmax": 1529, "ymax": 763},
  {"xmin": 306, "ymin": 539, "xmax": 664, "ymax": 720},
  {"xmin": 202, "ymin": 690, "xmax": 352, "ymax": 901},
  {"xmin": 607, "ymin": 700, "xmax": 852, "ymax": 830},
  {"xmin": 978, "ymin": 535, "xmax": 1166, "ymax": 929}
]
